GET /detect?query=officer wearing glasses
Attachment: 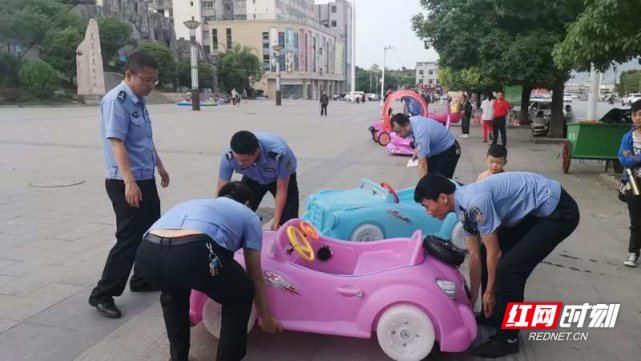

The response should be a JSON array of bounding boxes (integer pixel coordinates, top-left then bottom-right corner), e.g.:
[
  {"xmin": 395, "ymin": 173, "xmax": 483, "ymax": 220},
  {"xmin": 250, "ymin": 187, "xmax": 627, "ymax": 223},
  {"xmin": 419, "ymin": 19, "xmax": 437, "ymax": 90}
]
[{"xmin": 89, "ymin": 52, "xmax": 170, "ymax": 318}]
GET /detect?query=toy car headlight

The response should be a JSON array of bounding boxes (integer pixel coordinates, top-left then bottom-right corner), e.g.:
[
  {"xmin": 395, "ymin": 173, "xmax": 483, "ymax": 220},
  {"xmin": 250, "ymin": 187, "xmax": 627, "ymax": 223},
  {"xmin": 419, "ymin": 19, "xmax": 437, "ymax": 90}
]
[
  {"xmin": 436, "ymin": 279, "xmax": 457, "ymax": 301},
  {"xmin": 450, "ymin": 222, "xmax": 467, "ymax": 250}
]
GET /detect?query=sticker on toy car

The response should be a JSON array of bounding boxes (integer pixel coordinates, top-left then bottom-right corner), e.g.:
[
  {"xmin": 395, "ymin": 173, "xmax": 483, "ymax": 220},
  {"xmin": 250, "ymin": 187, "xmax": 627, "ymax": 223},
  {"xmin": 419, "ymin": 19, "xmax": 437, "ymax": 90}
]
[
  {"xmin": 264, "ymin": 271, "xmax": 299, "ymax": 295},
  {"xmin": 386, "ymin": 209, "xmax": 411, "ymax": 223}
]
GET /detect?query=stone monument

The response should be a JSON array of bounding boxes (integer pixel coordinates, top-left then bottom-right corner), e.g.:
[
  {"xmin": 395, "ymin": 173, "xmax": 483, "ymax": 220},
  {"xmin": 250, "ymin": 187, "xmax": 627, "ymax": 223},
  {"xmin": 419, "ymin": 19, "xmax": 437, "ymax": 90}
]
[{"xmin": 76, "ymin": 18, "xmax": 106, "ymax": 98}]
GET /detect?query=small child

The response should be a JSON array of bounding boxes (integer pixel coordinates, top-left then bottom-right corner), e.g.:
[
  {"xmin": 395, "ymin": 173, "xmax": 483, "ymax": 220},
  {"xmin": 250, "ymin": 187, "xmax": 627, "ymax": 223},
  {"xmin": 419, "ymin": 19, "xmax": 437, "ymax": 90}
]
[{"xmin": 477, "ymin": 144, "xmax": 507, "ymax": 181}]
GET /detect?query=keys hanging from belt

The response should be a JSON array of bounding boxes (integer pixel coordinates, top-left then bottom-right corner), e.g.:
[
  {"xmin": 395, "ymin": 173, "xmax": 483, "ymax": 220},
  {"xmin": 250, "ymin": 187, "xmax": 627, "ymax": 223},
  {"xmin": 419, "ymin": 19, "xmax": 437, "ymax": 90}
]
[{"xmin": 206, "ymin": 242, "xmax": 223, "ymax": 276}]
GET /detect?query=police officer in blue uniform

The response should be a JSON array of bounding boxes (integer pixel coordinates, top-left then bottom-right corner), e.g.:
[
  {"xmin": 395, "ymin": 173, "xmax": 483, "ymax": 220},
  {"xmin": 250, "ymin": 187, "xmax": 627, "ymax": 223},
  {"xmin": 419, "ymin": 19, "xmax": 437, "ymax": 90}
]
[
  {"xmin": 89, "ymin": 52, "xmax": 170, "ymax": 318},
  {"xmin": 135, "ymin": 182, "xmax": 282, "ymax": 361},
  {"xmin": 390, "ymin": 113, "xmax": 461, "ymax": 178},
  {"xmin": 414, "ymin": 172, "xmax": 579, "ymax": 357},
  {"xmin": 217, "ymin": 130, "xmax": 298, "ymax": 231}
]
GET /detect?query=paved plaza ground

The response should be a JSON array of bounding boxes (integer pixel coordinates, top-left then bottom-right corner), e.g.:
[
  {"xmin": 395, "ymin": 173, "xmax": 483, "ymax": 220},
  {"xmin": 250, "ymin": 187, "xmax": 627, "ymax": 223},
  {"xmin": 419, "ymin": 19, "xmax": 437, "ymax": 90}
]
[{"xmin": 0, "ymin": 99, "xmax": 639, "ymax": 361}]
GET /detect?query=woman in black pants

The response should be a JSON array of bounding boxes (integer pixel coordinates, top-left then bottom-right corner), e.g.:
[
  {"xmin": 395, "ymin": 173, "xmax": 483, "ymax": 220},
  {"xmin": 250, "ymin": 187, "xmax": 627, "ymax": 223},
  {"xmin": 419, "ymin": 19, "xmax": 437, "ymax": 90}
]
[{"xmin": 135, "ymin": 182, "xmax": 282, "ymax": 361}]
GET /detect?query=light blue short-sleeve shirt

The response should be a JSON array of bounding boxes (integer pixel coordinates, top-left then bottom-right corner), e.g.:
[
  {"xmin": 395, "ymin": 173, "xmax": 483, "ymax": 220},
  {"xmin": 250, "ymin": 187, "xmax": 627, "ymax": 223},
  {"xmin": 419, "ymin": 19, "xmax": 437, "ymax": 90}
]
[
  {"xmin": 147, "ymin": 197, "xmax": 263, "ymax": 251},
  {"xmin": 219, "ymin": 132, "xmax": 297, "ymax": 185},
  {"xmin": 454, "ymin": 172, "xmax": 562, "ymax": 236},
  {"xmin": 100, "ymin": 81, "xmax": 156, "ymax": 180},
  {"xmin": 409, "ymin": 116, "xmax": 456, "ymax": 158}
]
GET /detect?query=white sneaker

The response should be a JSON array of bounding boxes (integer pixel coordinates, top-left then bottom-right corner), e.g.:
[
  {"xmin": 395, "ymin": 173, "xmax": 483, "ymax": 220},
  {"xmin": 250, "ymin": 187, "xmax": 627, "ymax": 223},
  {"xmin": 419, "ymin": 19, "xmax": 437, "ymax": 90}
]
[
  {"xmin": 623, "ymin": 253, "xmax": 639, "ymax": 267},
  {"xmin": 459, "ymin": 134, "xmax": 469, "ymax": 138}
]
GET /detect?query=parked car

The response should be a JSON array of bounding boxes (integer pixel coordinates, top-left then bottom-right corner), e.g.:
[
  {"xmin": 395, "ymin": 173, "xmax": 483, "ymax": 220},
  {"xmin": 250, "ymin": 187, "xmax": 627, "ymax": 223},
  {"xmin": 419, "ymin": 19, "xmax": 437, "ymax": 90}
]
[
  {"xmin": 366, "ymin": 93, "xmax": 379, "ymax": 101},
  {"xmin": 302, "ymin": 179, "xmax": 464, "ymax": 247},
  {"xmin": 344, "ymin": 91, "xmax": 365, "ymax": 102},
  {"xmin": 189, "ymin": 219, "xmax": 476, "ymax": 361},
  {"xmin": 622, "ymin": 93, "xmax": 641, "ymax": 105},
  {"xmin": 529, "ymin": 100, "xmax": 552, "ymax": 137}
]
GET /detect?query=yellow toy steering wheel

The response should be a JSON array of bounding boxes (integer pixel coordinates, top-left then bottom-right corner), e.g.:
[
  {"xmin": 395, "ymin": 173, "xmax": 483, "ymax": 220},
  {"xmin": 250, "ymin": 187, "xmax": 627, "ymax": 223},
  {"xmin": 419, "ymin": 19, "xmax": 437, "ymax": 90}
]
[
  {"xmin": 299, "ymin": 221, "xmax": 319, "ymax": 240},
  {"xmin": 286, "ymin": 226, "xmax": 315, "ymax": 261}
]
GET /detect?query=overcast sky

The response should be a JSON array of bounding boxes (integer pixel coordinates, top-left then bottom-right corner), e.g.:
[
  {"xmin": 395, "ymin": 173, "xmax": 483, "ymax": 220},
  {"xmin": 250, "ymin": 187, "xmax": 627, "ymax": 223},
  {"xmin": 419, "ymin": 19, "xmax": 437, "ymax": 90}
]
[{"xmin": 316, "ymin": 0, "xmax": 439, "ymax": 70}]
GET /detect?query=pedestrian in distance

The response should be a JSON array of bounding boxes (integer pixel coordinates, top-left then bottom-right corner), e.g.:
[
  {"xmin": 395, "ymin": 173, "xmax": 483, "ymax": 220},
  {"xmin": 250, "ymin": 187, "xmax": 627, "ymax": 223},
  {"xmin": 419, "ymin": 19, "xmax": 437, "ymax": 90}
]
[
  {"xmin": 460, "ymin": 94, "xmax": 473, "ymax": 139},
  {"xmin": 320, "ymin": 92, "xmax": 329, "ymax": 116},
  {"xmin": 492, "ymin": 91, "xmax": 510, "ymax": 146}
]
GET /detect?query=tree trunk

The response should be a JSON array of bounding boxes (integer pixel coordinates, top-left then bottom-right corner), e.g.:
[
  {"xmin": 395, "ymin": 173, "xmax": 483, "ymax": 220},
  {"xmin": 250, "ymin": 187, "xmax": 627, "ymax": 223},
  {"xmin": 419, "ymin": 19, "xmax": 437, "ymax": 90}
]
[
  {"xmin": 548, "ymin": 78, "xmax": 565, "ymax": 138},
  {"xmin": 519, "ymin": 85, "xmax": 532, "ymax": 125}
]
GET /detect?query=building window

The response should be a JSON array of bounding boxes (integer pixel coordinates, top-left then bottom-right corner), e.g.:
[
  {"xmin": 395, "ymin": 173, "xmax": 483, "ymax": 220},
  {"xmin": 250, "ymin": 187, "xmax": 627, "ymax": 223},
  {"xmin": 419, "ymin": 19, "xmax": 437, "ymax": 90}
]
[
  {"xmin": 428, "ymin": 69, "xmax": 433, "ymax": 75},
  {"xmin": 428, "ymin": 79, "xmax": 433, "ymax": 84},
  {"xmin": 331, "ymin": 20, "xmax": 337, "ymax": 27},
  {"xmin": 204, "ymin": 45, "xmax": 210, "ymax": 54},
  {"xmin": 190, "ymin": 1, "xmax": 193, "ymax": 6},
  {"xmin": 202, "ymin": 1, "xmax": 213, "ymax": 9},
  {"xmin": 226, "ymin": 28, "xmax": 232, "ymax": 49},
  {"xmin": 212, "ymin": 29, "xmax": 218, "ymax": 50},
  {"xmin": 419, "ymin": 79, "xmax": 423, "ymax": 84},
  {"xmin": 331, "ymin": 5, "xmax": 336, "ymax": 13},
  {"xmin": 419, "ymin": 69, "xmax": 424, "ymax": 75},
  {"xmin": 262, "ymin": 32, "xmax": 270, "ymax": 70},
  {"xmin": 204, "ymin": 16, "xmax": 215, "ymax": 22},
  {"xmin": 278, "ymin": 31, "xmax": 285, "ymax": 71}
]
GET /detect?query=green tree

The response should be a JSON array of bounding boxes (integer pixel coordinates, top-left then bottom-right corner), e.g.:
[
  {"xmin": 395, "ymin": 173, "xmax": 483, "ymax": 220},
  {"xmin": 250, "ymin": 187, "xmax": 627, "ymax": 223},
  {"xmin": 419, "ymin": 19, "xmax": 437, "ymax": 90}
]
[
  {"xmin": 413, "ymin": 0, "xmax": 581, "ymax": 136},
  {"xmin": 97, "ymin": 17, "xmax": 135, "ymax": 64},
  {"xmin": 619, "ymin": 70, "xmax": 641, "ymax": 95},
  {"xmin": 0, "ymin": 0, "xmax": 85, "ymax": 58},
  {"xmin": 218, "ymin": 44, "xmax": 263, "ymax": 92},
  {"xmin": 136, "ymin": 42, "xmax": 176, "ymax": 88},
  {"xmin": 18, "ymin": 59, "xmax": 58, "ymax": 99},
  {"xmin": 554, "ymin": 0, "xmax": 641, "ymax": 72},
  {"xmin": 40, "ymin": 26, "xmax": 83, "ymax": 85},
  {"xmin": 0, "ymin": 53, "xmax": 21, "ymax": 86},
  {"xmin": 177, "ymin": 58, "xmax": 217, "ymax": 90}
]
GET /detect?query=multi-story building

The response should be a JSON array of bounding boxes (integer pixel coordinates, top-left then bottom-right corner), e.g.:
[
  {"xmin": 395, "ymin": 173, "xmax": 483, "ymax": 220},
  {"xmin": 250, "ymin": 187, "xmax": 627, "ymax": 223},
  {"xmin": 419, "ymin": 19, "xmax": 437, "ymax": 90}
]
[
  {"xmin": 152, "ymin": 0, "xmax": 352, "ymax": 98},
  {"xmin": 315, "ymin": 0, "xmax": 352, "ymax": 94},
  {"xmin": 208, "ymin": 19, "xmax": 345, "ymax": 99},
  {"xmin": 416, "ymin": 61, "xmax": 439, "ymax": 87}
]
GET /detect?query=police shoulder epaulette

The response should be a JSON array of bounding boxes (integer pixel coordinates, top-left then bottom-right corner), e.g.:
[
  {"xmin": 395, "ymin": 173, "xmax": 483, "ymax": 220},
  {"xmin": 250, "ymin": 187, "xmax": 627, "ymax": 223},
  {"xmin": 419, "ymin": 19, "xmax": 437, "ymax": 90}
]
[
  {"xmin": 267, "ymin": 150, "xmax": 282, "ymax": 161},
  {"xmin": 225, "ymin": 151, "xmax": 233, "ymax": 160},
  {"xmin": 117, "ymin": 91, "xmax": 127, "ymax": 102}
]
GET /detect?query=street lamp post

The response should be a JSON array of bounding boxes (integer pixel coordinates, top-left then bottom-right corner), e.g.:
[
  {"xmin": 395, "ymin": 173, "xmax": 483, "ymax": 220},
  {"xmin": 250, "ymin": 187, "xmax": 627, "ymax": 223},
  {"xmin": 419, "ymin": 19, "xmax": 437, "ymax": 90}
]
[
  {"xmin": 272, "ymin": 45, "xmax": 282, "ymax": 106},
  {"xmin": 184, "ymin": 19, "xmax": 201, "ymax": 111},
  {"xmin": 380, "ymin": 45, "xmax": 394, "ymax": 106}
]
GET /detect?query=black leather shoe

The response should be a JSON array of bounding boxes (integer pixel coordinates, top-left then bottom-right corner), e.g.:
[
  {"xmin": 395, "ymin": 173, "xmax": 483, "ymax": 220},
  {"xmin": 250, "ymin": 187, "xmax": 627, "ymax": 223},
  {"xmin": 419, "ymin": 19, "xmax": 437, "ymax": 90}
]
[
  {"xmin": 94, "ymin": 301, "xmax": 122, "ymax": 318},
  {"xmin": 473, "ymin": 337, "xmax": 519, "ymax": 358}
]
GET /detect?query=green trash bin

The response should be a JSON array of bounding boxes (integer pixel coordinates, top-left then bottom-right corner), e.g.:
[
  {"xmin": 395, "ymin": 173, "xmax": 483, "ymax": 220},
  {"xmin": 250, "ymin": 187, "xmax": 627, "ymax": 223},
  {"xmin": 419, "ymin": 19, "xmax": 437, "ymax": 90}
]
[{"xmin": 561, "ymin": 122, "xmax": 631, "ymax": 173}]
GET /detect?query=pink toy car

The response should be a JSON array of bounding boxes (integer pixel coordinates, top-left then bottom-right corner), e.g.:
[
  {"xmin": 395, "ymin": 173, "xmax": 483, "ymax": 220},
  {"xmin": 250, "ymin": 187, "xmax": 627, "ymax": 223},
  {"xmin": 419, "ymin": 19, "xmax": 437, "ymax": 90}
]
[{"xmin": 189, "ymin": 219, "xmax": 476, "ymax": 361}]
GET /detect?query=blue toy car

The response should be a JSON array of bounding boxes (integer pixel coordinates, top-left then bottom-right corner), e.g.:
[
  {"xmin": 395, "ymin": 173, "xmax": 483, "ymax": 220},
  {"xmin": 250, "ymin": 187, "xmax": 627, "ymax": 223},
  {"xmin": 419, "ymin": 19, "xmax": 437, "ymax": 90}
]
[{"xmin": 303, "ymin": 179, "xmax": 464, "ymax": 247}]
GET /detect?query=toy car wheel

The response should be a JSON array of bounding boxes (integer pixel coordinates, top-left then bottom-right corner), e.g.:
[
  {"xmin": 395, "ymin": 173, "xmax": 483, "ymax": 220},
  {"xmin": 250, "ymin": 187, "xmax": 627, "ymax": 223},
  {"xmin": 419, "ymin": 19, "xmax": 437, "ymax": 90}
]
[
  {"xmin": 202, "ymin": 298, "xmax": 256, "ymax": 339},
  {"xmin": 378, "ymin": 132, "xmax": 391, "ymax": 146},
  {"xmin": 376, "ymin": 304, "xmax": 435, "ymax": 361},
  {"xmin": 368, "ymin": 126, "xmax": 377, "ymax": 141},
  {"xmin": 423, "ymin": 235, "xmax": 466, "ymax": 267},
  {"xmin": 350, "ymin": 223, "xmax": 384, "ymax": 242}
]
